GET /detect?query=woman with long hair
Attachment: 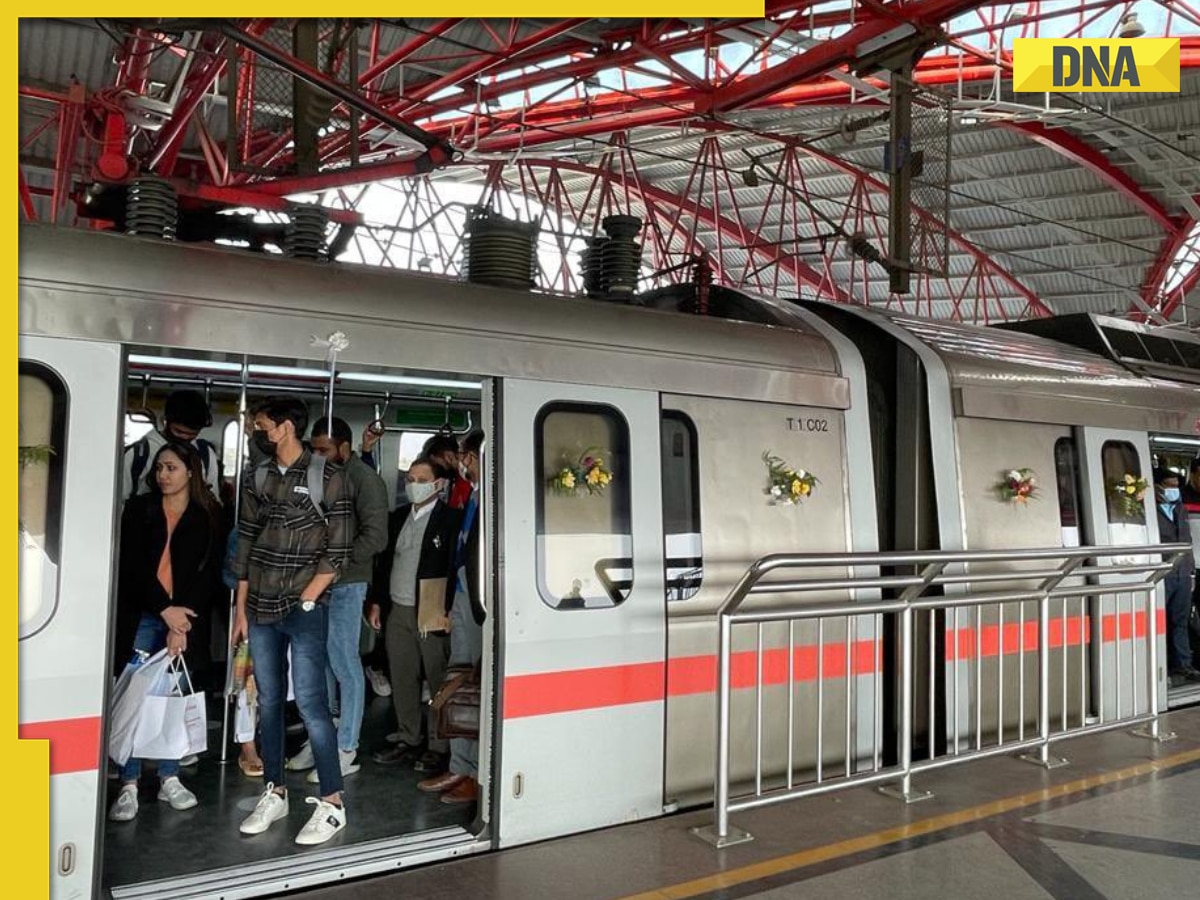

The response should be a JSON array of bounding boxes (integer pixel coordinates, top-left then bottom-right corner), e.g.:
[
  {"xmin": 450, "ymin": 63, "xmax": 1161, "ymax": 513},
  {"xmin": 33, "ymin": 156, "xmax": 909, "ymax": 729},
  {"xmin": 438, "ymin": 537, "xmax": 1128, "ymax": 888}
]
[{"xmin": 109, "ymin": 441, "xmax": 224, "ymax": 822}]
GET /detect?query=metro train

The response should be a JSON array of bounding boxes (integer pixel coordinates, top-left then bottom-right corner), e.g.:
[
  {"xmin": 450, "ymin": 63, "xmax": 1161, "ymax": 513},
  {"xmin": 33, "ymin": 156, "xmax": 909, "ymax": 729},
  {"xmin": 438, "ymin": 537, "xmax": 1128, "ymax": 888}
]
[{"xmin": 16, "ymin": 222, "xmax": 1200, "ymax": 900}]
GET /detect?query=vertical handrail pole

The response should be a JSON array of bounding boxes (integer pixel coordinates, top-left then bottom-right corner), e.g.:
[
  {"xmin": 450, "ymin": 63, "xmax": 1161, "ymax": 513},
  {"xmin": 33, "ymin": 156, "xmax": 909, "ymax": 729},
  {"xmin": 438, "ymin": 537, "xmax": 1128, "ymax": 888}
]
[
  {"xmin": 1037, "ymin": 591, "xmax": 1051, "ymax": 765},
  {"xmin": 219, "ymin": 356, "xmax": 250, "ymax": 765},
  {"xmin": 898, "ymin": 602, "xmax": 914, "ymax": 796},
  {"xmin": 715, "ymin": 610, "xmax": 733, "ymax": 840}
]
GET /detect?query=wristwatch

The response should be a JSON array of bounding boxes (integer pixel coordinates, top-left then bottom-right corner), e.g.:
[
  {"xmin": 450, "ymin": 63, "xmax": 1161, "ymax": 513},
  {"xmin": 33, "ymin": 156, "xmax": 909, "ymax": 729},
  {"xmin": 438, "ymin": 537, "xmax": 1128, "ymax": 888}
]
[{"xmin": 301, "ymin": 600, "xmax": 315, "ymax": 612}]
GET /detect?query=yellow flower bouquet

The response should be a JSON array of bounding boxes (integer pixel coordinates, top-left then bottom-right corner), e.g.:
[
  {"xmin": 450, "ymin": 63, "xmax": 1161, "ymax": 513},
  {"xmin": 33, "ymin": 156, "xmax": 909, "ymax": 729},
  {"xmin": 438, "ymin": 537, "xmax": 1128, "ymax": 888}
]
[
  {"xmin": 548, "ymin": 447, "xmax": 613, "ymax": 496},
  {"xmin": 763, "ymin": 451, "xmax": 818, "ymax": 505},
  {"xmin": 1108, "ymin": 473, "xmax": 1149, "ymax": 519}
]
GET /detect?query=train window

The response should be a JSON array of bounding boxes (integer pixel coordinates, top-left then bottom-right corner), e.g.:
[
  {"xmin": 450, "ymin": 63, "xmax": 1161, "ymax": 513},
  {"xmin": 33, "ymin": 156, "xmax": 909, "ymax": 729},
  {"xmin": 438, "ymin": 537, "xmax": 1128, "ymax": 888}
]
[
  {"xmin": 19, "ymin": 363, "xmax": 67, "ymax": 640},
  {"xmin": 1101, "ymin": 440, "xmax": 1145, "ymax": 525},
  {"xmin": 397, "ymin": 431, "xmax": 436, "ymax": 473},
  {"xmin": 662, "ymin": 411, "xmax": 703, "ymax": 601},
  {"xmin": 1054, "ymin": 438, "xmax": 1082, "ymax": 547},
  {"xmin": 123, "ymin": 413, "xmax": 154, "ymax": 447},
  {"xmin": 221, "ymin": 419, "xmax": 244, "ymax": 476},
  {"xmin": 536, "ymin": 403, "xmax": 632, "ymax": 609}
]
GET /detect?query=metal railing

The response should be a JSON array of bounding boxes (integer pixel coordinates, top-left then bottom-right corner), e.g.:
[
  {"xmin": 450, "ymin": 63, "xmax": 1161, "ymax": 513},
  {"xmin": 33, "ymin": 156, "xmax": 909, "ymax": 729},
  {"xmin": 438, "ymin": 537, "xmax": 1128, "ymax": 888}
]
[{"xmin": 692, "ymin": 543, "xmax": 1190, "ymax": 848}]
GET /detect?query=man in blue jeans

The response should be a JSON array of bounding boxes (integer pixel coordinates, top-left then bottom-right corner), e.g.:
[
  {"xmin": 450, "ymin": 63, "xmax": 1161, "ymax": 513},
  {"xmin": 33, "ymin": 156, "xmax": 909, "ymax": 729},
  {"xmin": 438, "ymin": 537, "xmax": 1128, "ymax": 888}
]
[
  {"xmin": 231, "ymin": 397, "xmax": 354, "ymax": 846},
  {"xmin": 285, "ymin": 416, "xmax": 388, "ymax": 781}
]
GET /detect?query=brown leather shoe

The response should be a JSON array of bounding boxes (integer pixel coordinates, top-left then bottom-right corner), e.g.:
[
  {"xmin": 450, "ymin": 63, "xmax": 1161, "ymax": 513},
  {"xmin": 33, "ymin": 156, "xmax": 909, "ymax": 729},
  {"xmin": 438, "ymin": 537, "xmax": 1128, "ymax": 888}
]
[
  {"xmin": 440, "ymin": 777, "xmax": 478, "ymax": 805},
  {"xmin": 418, "ymin": 771, "xmax": 465, "ymax": 793}
]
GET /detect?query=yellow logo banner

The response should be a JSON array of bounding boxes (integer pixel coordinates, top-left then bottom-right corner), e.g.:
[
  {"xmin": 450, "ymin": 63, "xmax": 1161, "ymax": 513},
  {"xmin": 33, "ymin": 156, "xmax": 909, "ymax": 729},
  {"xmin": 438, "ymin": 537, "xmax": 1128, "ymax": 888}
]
[{"xmin": 1012, "ymin": 38, "xmax": 1180, "ymax": 93}]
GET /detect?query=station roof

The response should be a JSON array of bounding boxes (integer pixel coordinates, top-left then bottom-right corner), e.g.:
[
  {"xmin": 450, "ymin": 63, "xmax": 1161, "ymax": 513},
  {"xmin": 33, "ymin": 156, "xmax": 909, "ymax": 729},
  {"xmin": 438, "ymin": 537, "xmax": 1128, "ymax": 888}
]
[{"xmin": 16, "ymin": 8, "xmax": 1200, "ymax": 327}]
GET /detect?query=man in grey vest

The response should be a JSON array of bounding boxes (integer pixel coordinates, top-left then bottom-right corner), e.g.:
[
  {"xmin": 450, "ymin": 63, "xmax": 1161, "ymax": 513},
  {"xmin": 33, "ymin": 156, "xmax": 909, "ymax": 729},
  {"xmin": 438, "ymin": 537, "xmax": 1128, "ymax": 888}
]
[{"xmin": 368, "ymin": 456, "xmax": 460, "ymax": 773}]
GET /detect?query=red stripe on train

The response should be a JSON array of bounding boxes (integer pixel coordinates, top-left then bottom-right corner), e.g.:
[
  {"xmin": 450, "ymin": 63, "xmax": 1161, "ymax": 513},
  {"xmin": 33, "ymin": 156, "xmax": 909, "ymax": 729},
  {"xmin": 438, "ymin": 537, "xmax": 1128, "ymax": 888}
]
[
  {"xmin": 505, "ymin": 612, "xmax": 1167, "ymax": 718},
  {"xmin": 19, "ymin": 716, "xmax": 102, "ymax": 775}
]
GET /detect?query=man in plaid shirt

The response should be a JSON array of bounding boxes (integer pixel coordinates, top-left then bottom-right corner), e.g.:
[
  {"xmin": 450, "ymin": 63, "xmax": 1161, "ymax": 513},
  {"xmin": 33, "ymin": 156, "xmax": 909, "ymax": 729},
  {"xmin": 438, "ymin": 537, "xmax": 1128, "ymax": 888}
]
[{"xmin": 231, "ymin": 396, "xmax": 354, "ymax": 846}]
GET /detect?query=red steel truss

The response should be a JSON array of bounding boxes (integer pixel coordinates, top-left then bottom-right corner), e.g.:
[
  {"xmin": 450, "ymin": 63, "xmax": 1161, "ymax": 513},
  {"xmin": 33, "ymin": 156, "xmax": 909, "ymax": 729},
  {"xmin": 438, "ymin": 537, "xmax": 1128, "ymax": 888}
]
[{"xmin": 17, "ymin": 7, "xmax": 1200, "ymax": 324}]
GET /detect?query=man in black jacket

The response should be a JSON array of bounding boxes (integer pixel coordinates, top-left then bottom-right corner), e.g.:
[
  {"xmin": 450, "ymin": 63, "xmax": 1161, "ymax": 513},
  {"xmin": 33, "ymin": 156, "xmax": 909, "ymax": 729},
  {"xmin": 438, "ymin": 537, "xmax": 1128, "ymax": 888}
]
[
  {"xmin": 368, "ymin": 456, "xmax": 461, "ymax": 771},
  {"xmin": 1156, "ymin": 467, "xmax": 1199, "ymax": 684},
  {"xmin": 419, "ymin": 429, "xmax": 484, "ymax": 805}
]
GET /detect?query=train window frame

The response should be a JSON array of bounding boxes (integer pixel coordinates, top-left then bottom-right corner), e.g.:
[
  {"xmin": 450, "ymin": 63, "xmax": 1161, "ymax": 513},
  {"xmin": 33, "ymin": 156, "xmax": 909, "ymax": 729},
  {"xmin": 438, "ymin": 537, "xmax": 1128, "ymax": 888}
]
[
  {"xmin": 220, "ymin": 418, "xmax": 244, "ymax": 478},
  {"xmin": 661, "ymin": 410, "xmax": 703, "ymax": 602},
  {"xmin": 19, "ymin": 361, "xmax": 68, "ymax": 641},
  {"xmin": 534, "ymin": 401, "xmax": 632, "ymax": 610},
  {"xmin": 1101, "ymin": 440, "xmax": 1145, "ymax": 526},
  {"xmin": 1053, "ymin": 438, "xmax": 1081, "ymax": 530}
]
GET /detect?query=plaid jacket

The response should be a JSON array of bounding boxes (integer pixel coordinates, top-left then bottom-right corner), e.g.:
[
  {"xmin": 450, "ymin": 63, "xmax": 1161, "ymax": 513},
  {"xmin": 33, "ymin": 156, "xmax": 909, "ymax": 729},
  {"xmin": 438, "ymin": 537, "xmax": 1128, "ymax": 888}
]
[{"xmin": 231, "ymin": 448, "xmax": 354, "ymax": 623}]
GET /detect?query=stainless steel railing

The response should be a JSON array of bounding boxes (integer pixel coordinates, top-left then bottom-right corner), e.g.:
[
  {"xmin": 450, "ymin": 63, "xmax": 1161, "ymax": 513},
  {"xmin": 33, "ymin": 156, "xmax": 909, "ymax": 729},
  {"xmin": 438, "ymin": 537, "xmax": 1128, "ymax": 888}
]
[{"xmin": 692, "ymin": 543, "xmax": 1190, "ymax": 848}]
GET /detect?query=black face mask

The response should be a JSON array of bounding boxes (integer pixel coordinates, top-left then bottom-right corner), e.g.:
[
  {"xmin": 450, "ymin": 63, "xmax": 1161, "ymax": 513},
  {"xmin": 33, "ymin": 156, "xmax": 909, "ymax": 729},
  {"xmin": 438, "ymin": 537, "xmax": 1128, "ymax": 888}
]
[{"xmin": 252, "ymin": 430, "xmax": 277, "ymax": 458}]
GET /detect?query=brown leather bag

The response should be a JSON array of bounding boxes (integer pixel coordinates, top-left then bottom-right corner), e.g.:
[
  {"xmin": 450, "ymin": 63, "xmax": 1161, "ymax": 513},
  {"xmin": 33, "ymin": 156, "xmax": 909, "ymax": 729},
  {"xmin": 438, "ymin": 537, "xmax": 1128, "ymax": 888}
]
[{"xmin": 431, "ymin": 663, "xmax": 481, "ymax": 740}]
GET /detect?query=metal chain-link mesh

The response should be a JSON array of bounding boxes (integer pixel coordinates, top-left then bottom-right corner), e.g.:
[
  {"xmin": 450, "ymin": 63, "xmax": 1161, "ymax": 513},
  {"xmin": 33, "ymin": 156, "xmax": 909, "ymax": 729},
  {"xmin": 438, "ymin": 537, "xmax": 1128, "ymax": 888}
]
[{"xmin": 909, "ymin": 88, "xmax": 952, "ymax": 278}]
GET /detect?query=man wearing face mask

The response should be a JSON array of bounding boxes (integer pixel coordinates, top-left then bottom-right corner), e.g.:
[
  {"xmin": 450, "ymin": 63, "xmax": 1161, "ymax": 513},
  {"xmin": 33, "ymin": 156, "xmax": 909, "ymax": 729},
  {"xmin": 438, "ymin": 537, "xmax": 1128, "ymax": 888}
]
[
  {"xmin": 1155, "ymin": 467, "xmax": 1199, "ymax": 684},
  {"xmin": 422, "ymin": 433, "xmax": 472, "ymax": 509},
  {"xmin": 282, "ymin": 417, "xmax": 388, "ymax": 782},
  {"xmin": 367, "ymin": 456, "xmax": 461, "ymax": 772}
]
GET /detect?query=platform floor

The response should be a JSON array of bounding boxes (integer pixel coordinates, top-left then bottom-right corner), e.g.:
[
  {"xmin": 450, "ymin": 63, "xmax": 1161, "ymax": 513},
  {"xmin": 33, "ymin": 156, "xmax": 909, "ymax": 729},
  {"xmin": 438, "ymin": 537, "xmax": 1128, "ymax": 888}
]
[{"xmin": 294, "ymin": 706, "xmax": 1200, "ymax": 900}]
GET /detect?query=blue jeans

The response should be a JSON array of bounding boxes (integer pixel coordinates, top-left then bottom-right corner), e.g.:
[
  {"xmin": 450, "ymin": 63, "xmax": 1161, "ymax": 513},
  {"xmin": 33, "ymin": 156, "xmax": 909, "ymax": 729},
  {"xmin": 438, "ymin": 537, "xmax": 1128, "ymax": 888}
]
[
  {"xmin": 448, "ymin": 582, "xmax": 483, "ymax": 779},
  {"xmin": 1166, "ymin": 572, "xmax": 1195, "ymax": 672},
  {"xmin": 324, "ymin": 581, "xmax": 367, "ymax": 752},
  {"xmin": 119, "ymin": 613, "xmax": 180, "ymax": 783},
  {"xmin": 249, "ymin": 603, "xmax": 344, "ymax": 796}
]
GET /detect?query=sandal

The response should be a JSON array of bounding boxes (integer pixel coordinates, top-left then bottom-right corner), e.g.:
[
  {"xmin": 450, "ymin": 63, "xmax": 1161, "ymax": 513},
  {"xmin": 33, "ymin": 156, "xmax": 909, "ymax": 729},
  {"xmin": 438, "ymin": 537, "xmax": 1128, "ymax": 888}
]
[{"xmin": 238, "ymin": 756, "xmax": 264, "ymax": 778}]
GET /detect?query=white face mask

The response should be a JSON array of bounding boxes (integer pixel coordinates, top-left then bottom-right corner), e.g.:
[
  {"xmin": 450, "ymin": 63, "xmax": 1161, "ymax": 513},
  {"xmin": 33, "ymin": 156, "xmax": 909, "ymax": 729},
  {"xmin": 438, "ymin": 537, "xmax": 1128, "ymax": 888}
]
[{"xmin": 406, "ymin": 481, "xmax": 440, "ymax": 505}]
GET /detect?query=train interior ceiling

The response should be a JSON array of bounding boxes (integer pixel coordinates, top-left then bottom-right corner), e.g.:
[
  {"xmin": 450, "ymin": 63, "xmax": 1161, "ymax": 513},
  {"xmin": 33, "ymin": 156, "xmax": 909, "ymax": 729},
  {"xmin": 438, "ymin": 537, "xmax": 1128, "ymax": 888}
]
[{"xmin": 106, "ymin": 348, "xmax": 486, "ymax": 895}]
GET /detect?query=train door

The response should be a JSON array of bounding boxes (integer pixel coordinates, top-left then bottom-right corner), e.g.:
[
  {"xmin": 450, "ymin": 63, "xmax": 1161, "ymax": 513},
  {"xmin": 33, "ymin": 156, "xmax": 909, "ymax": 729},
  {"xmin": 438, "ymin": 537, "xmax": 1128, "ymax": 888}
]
[
  {"xmin": 1075, "ymin": 427, "xmax": 1159, "ymax": 719},
  {"xmin": 495, "ymin": 379, "xmax": 665, "ymax": 846},
  {"xmin": 19, "ymin": 336, "xmax": 123, "ymax": 899}
]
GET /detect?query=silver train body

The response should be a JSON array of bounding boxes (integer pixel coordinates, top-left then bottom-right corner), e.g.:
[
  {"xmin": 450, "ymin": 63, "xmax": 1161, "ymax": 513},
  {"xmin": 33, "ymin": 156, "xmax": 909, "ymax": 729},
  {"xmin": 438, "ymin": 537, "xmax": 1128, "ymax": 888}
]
[{"xmin": 17, "ymin": 224, "xmax": 1200, "ymax": 899}]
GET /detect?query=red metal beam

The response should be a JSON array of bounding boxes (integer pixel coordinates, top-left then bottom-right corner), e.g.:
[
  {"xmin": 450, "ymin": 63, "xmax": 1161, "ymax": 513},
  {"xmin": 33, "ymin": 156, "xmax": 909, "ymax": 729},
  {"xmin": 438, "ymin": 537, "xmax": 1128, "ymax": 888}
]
[
  {"xmin": 700, "ymin": 0, "xmax": 993, "ymax": 114},
  {"xmin": 1005, "ymin": 122, "xmax": 1178, "ymax": 232},
  {"xmin": 358, "ymin": 19, "xmax": 463, "ymax": 89},
  {"xmin": 146, "ymin": 20, "xmax": 274, "ymax": 173},
  {"xmin": 19, "ymin": 167, "xmax": 38, "ymax": 221},
  {"xmin": 165, "ymin": 180, "xmax": 364, "ymax": 225},
  {"xmin": 1138, "ymin": 223, "xmax": 1198, "ymax": 321},
  {"xmin": 523, "ymin": 157, "xmax": 853, "ymax": 304}
]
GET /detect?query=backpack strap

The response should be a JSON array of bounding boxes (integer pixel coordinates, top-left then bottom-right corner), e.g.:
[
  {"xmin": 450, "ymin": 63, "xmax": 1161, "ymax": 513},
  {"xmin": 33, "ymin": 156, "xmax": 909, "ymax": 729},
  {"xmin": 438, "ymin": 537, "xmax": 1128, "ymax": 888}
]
[
  {"xmin": 251, "ymin": 455, "xmax": 327, "ymax": 521},
  {"xmin": 128, "ymin": 438, "xmax": 151, "ymax": 499},
  {"xmin": 194, "ymin": 437, "xmax": 216, "ymax": 477},
  {"xmin": 306, "ymin": 453, "xmax": 327, "ymax": 519}
]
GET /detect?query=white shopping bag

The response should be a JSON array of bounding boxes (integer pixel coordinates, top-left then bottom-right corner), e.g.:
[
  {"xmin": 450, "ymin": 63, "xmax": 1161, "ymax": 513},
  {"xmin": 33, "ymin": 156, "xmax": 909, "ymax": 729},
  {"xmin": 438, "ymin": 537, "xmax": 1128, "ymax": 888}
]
[
  {"xmin": 234, "ymin": 684, "xmax": 257, "ymax": 744},
  {"xmin": 108, "ymin": 648, "xmax": 173, "ymax": 766},
  {"xmin": 130, "ymin": 656, "xmax": 208, "ymax": 761}
]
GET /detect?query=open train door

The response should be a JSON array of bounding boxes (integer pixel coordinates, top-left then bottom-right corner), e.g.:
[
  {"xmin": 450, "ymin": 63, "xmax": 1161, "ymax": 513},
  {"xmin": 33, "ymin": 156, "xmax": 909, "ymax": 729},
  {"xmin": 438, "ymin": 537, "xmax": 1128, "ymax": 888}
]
[
  {"xmin": 495, "ymin": 379, "xmax": 665, "ymax": 847},
  {"xmin": 19, "ymin": 336, "xmax": 123, "ymax": 899},
  {"xmin": 1075, "ymin": 427, "xmax": 1161, "ymax": 721}
]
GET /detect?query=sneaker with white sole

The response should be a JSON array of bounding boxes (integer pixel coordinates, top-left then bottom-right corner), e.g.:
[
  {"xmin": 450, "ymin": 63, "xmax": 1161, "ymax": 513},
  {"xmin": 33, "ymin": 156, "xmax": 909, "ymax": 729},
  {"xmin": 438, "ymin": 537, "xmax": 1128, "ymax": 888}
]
[
  {"xmin": 157, "ymin": 776, "xmax": 198, "ymax": 811},
  {"xmin": 239, "ymin": 784, "xmax": 289, "ymax": 835},
  {"xmin": 306, "ymin": 749, "xmax": 360, "ymax": 784},
  {"xmin": 295, "ymin": 797, "xmax": 346, "ymax": 845},
  {"xmin": 365, "ymin": 666, "xmax": 392, "ymax": 697},
  {"xmin": 108, "ymin": 784, "xmax": 138, "ymax": 822},
  {"xmin": 286, "ymin": 741, "xmax": 315, "ymax": 771}
]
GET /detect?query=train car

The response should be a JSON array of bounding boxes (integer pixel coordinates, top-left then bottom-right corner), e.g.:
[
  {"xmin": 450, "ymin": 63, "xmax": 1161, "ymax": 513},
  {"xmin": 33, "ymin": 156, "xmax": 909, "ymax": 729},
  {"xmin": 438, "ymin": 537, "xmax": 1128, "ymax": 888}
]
[{"xmin": 16, "ymin": 223, "xmax": 1200, "ymax": 900}]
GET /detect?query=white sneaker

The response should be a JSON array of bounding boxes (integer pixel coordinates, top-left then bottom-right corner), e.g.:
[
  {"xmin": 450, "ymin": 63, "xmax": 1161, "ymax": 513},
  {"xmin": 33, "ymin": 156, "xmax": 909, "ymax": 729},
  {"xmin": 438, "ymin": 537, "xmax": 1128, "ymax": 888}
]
[
  {"xmin": 366, "ymin": 666, "xmax": 392, "ymax": 697},
  {"xmin": 306, "ymin": 749, "xmax": 360, "ymax": 783},
  {"xmin": 295, "ymin": 797, "xmax": 346, "ymax": 845},
  {"xmin": 286, "ymin": 741, "xmax": 315, "ymax": 771},
  {"xmin": 157, "ymin": 776, "xmax": 198, "ymax": 811},
  {"xmin": 108, "ymin": 784, "xmax": 138, "ymax": 822},
  {"xmin": 239, "ymin": 784, "xmax": 289, "ymax": 835}
]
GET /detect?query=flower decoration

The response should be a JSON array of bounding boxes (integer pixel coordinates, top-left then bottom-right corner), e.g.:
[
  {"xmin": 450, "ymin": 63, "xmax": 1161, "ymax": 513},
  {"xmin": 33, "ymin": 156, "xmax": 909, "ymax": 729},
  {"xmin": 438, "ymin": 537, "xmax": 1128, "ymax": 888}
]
[
  {"xmin": 1108, "ymin": 473, "xmax": 1149, "ymax": 519},
  {"xmin": 995, "ymin": 468, "xmax": 1039, "ymax": 505},
  {"xmin": 548, "ymin": 447, "xmax": 613, "ymax": 496},
  {"xmin": 762, "ymin": 451, "xmax": 818, "ymax": 505}
]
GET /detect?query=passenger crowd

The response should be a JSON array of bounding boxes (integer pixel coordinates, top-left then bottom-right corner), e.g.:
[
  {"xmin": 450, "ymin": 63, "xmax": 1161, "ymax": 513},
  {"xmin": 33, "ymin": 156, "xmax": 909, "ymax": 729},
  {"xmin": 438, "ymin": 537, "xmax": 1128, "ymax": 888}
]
[{"xmin": 109, "ymin": 389, "xmax": 485, "ymax": 846}]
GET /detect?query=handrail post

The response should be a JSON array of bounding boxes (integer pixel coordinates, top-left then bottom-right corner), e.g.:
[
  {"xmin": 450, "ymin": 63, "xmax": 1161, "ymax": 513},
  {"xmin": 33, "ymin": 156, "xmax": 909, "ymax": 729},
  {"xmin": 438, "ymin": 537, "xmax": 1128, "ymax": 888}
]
[
  {"xmin": 1020, "ymin": 589, "xmax": 1069, "ymax": 769},
  {"xmin": 692, "ymin": 607, "xmax": 753, "ymax": 846},
  {"xmin": 1132, "ymin": 576, "xmax": 1177, "ymax": 743},
  {"xmin": 878, "ymin": 600, "xmax": 932, "ymax": 803}
]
